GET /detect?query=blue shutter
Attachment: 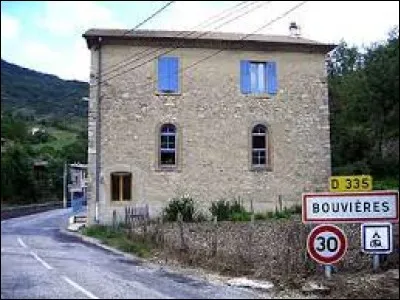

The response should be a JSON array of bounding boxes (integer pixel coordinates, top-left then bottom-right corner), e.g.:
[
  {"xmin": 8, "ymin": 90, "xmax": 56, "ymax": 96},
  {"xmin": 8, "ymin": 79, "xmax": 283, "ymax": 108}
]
[
  {"xmin": 267, "ymin": 61, "xmax": 278, "ymax": 95},
  {"xmin": 240, "ymin": 60, "xmax": 251, "ymax": 94},
  {"xmin": 158, "ymin": 57, "xmax": 170, "ymax": 92},
  {"xmin": 169, "ymin": 57, "xmax": 179, "ymax": 93}
]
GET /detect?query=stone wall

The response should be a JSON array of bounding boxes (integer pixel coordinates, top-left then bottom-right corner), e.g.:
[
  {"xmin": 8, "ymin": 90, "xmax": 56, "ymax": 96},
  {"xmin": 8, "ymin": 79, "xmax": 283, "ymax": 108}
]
[
  {"xmin": 142, "ymin": 217, "xmax": 399, "ymax": 281},
  {"xmin": 1, "ymin": 201, "xmax": 63, "ymax": 220},
  {"xmin": 87, "ymin": 40, "xmax": 331, "ymax": 225}
]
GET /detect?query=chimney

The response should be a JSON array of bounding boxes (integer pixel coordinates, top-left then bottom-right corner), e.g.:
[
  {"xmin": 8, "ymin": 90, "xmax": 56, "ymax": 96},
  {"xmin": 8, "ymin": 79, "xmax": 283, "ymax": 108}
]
[{"xmin": 289, "ymin": 22, "xmax": 301, "ymax": 37}]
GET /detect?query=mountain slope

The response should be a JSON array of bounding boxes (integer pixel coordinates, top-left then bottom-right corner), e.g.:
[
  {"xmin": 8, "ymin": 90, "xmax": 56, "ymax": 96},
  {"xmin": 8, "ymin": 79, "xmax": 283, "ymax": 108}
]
[{"xmin": 1, "ymin": 59, "xmax": 89, "ymax": 119}]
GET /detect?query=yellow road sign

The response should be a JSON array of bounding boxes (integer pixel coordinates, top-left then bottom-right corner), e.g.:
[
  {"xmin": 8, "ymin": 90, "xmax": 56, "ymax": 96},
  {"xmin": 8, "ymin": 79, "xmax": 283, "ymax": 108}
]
[{"xmin": 329, "ymin": 175, "xmax": 373, "ymax": 192}]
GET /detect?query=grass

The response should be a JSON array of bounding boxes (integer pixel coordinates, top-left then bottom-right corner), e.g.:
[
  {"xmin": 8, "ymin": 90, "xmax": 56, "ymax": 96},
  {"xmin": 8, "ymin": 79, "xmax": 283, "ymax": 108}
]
[
  {"xmin": 373, "ymin": 177, "xmax": 399, "ymax": 190},
  {"xmin": 81, "ymin": 225, "xmax": 153, "ymax": 258},
  {"xmin": 33, "ymin": 127, "xmax": 77, "ymax": 151}
]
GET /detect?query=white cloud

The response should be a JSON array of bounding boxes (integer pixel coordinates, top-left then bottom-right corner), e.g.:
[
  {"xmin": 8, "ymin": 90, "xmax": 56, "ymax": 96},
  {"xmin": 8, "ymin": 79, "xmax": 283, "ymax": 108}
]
[
  {"xmin": 147, "ymin": 1, "xmax": 230, "ymax": 31},
  {"xmin": 61, "ymin": 40, "xmax": 91, "ymax": 81},
  {"xmin": 293, "ymin": 1, "xmax": 400, "ymax": 47},
  {"xmin": 13, "ymin": 40, "xmax": 90, "ymax": 82},
  {"xmin": 151, "ymin": 1, "xmax": 399, "ymax": 47},
  {"xmin": 39, "ymin": 1, "xmax": 123, "ymax": 36},
  {"xmin": 2, "ymin": 1, "xmax": 398, "ymax": 82},
  {"xmin": 1, "ymin": 13, "xmax": 19, "ymax": 39},
  {"xmin": 24, "ymin": 41, "xmax": 58, "ymax": 61}
]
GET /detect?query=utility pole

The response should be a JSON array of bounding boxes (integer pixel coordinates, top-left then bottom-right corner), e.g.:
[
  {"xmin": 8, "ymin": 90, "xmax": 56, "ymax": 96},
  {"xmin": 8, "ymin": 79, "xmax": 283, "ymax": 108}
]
[
  {"xmin": 63, "ymin": 162, "xmax": 68, "ymax": 208},
  {"xmin": 95, "ymin": 36, "xmax": 102, "ymax": 223}
]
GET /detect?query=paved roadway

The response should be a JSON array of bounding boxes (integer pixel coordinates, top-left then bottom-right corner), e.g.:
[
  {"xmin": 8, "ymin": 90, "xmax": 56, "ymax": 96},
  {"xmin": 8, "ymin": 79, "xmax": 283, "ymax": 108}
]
[{"xmin": 1, "ymin": 209, "xmax": 266, "ymax": 299}]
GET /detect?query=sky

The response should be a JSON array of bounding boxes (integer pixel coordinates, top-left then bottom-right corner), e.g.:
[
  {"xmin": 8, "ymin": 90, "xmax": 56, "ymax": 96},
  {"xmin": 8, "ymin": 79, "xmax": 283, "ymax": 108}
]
[{"xmin": 1, "ymin": 1, "xmax": 399, "ymax": 82}]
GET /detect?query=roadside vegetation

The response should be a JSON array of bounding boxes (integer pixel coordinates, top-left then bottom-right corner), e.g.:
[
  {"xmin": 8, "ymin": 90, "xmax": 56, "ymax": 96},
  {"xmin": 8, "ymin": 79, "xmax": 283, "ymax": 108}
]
[{"xmin": 81, "ymin": 225, "xmax": 154, "ymax": 258}]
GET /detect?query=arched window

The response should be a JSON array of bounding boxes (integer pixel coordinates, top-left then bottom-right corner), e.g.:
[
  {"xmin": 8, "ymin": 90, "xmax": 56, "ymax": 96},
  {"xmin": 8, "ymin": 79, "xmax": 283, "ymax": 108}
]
[
  {"xmin": 160, "ymin": 124, "xmax": 176, "ymax": 166},
  {"xmin": 252, "ymin": 124, "xmax": 267, "ymax": 167}
]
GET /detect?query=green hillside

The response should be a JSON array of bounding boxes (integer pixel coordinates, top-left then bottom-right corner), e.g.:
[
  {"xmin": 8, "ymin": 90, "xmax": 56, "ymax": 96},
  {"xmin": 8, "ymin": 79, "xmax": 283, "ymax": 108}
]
[{"xmin": 1, "ymin": 59, "xmax": 89, "ymax": 119}]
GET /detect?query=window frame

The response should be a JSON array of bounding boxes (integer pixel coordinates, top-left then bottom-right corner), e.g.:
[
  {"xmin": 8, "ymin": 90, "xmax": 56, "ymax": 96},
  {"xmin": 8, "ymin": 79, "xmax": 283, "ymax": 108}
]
[
  {"xmin": 249, "ymin": 123, "xmax": 273, "ymax": 171},
  {"xmin": 249, "ymin": 61, "xmax": 267, "ymax": 94},
  {"xmin": 157, "ymin": 123, "xmax": 180, "ymax": 171},
  {"xmin": 240, "ymin": 60, "xmax": 278, "ymax": 96},
  {"xmin": 110, "ymin": 172, "xmax": 132, "ymax": 202}
]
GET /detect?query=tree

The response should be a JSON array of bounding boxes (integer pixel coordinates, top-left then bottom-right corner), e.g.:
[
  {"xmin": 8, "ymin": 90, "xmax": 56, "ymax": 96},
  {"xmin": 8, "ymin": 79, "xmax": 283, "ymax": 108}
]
[
  {"xmin": 327, "ymin": 27, "xmax": 399, "ymax": 178},
  {"xmin": 1, "ymin": 143, "xmax": 37, "ymax": 204}
]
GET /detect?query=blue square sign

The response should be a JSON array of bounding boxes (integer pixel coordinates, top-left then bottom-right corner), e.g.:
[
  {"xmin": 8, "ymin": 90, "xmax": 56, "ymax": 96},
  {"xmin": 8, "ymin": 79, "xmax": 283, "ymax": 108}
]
[{"xmin": 361, "ymin": 223, "xmax": 393, "ymax": 254}]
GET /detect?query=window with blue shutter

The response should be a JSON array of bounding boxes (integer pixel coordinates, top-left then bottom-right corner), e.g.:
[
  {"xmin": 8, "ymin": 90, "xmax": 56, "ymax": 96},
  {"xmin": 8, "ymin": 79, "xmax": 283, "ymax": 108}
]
[
  {"xmin": 158, "ymin": 56, "xmax": 179, "ymax": 93},
  {"xmin": 240, "ymin": 60, "xmax": 251, "ymax": 94},
  {"xmin": 266, "ymin": 61, "xmax": 277, "ymax": 95},
  {"xmin": 241, "ymin": 60, "xmax": 277, "ymax": 95}
]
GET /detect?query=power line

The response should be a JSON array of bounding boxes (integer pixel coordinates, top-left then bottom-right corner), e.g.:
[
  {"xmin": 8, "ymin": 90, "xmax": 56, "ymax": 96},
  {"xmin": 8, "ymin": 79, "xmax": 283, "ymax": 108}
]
[
  {"xmin": 103, "ymin": 1, "xmax": 307, "ymax": 89},
  {"xmin": 101, "ymin": 1, "xmax": 273, "ymax": 82},
  {"xmin": 59, "ymin": 1, "xmax": 255, "ymax": 101},
  {"xmin": 122, "ymin": 1, "xmax": 175, "ymax": 36},
  {"xmin": 178, "ymin": 1, "xmax": 308, "ymax": 79},
  {"xmin": 100, "ymin": 1, "xmax": 260, "ymax": 78}
]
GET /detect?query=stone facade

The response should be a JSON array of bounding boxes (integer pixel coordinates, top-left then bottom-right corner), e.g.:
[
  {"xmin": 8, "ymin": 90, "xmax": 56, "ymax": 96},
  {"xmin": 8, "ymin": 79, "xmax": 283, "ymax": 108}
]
[{"xmin": 84, "ymin": 31, "xmax": 333, "ymax": 225}]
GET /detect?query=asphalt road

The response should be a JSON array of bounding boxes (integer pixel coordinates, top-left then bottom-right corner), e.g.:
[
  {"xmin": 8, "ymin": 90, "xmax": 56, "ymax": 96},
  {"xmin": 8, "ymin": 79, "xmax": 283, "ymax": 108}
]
[{"xmin": 1, "ymin": 209, "xmax": 267, "ymax": 299}]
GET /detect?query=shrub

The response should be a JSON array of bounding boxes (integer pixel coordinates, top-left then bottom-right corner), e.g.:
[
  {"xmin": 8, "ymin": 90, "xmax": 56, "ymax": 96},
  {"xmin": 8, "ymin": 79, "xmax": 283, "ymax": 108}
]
[
  {"xmin": 193, "ymin": 211, "xmax": 208, "ymax": 222},
  {"xmin": 230, "ymin": 211, "xmax": 252, "ymax": 222},
  {"xmin": 209, "ymin": 199, "xmax": 231, "ymax": 221},
  {"xmin": 230, "ymin": 199, "xmax": 246, "ymax": 214},
  {"xmin": 163, "ymin": 196, "xmax": 195, "ymax": 222},
  {"xmin": 210, "ymin": 198, "xmax": 249, "ymax": 221},
  {"xmin": 254, "ymin": 212, "xmax": 267, "ymax": 220},
  {"xmin": 374, "ymin": 177, "xmax": 399, "ymax": 190}
]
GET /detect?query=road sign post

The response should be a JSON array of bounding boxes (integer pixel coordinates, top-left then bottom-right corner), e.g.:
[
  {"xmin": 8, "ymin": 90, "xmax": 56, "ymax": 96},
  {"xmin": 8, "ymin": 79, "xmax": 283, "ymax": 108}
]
[
  {"xmin": 307, "ymin": 224, "xmax": 348, "ymax": 278},
  {"xmin": 324, "ymin": 265, "xmax": 332, "ymax": 279},
  {"xmin": 361, "ymin": 223, "xmax": 393, "ymax": 272}
]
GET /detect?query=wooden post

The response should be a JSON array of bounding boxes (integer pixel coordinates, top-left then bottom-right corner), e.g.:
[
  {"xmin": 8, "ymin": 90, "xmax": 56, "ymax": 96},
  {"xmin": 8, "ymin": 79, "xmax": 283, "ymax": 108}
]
[
  {"xmin": 142, "ymin": 216, "xmax": 148, "ymax": 242},
  {"xmin": 112, "ymin": 210, "xmax": 117, "ymax": 229},
  {"xmin": 278, "ymin": 195, "xmax": 283, "ymax": 212},
  {"xmin": 130, "ymin": 210, "xmax": 134, "ymax": 239},
  {"xmin": 212, "ymin": 216, "xmax": 218, "ymax": 257},
  {"xmin": 159, "ymin": 216, "xmax": 164, "ymax": 248},
  {"xmin": 250, "ymin": 214, "xmax": 255, "ymax": 268},
  {"xmin": 63, "ymin": 163, "xmax": 68, "ymax": 208},
  {"xmin": 177, "ymin": 213, "xmax": 187, "ymax": 253}
]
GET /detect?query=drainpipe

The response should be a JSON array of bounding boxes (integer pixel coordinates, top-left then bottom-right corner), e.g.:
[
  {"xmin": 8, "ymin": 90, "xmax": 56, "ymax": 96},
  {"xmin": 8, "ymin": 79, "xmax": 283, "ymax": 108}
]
[{"xmin": 95, "ymin": 36, "xmax": 102, "ymax": 223}]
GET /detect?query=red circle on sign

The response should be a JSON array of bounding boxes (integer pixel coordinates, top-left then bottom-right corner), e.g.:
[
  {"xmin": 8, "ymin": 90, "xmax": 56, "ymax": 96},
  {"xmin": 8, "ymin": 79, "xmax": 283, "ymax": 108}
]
[{"xmin": 307, "ymin": 224, "xmax": 347, "ymax": 265}]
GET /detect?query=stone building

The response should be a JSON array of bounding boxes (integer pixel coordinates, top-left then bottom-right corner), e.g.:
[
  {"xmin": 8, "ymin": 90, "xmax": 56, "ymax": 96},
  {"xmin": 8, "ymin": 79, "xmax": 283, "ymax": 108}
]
[{"xmin": 83, "ymin": 28, "xmax": 336, "ymax": 225}]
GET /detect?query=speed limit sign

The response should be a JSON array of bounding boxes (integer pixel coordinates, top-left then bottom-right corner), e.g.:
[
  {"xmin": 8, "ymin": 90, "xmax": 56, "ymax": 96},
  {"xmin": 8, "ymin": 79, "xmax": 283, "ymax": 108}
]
[{"xmin": 307, "ymin": 224, "xmax": 348, "ymax": 265}]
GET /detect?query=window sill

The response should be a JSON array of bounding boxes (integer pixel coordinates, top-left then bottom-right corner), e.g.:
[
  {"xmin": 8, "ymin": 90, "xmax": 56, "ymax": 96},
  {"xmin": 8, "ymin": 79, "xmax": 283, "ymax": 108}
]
[
  {"xmin": 250, "ymin": 166, "xmax": 273, "ymax": 172},
  {"xmin": 155, "ymin": 166, "xmax": 181, "ymax": 172},
  {"xmin": 110, "ymin": 200, "xmax": 133, "ymax": 206},
  {"xmin": 245, "ymin": 93, "xmax": 274, "ymax": 99},
  {"xmin": 155, "ymin": 92, "xmax": 182, "ymax": 96}
]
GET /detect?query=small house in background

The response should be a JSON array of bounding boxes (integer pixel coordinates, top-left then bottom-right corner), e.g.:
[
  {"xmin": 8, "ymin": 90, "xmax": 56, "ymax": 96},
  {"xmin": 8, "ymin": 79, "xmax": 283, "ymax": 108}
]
[
  {"xmin": 1, "ymin": 137, "xmax": 7, "ymax": 153},
  {"xmin": 30, "ymin": 126, "xmax": 46, "ymax": 135},
  {"xmin": 68, "ymin": 163, "xmax": 88, "ymax": 208},
  {"xmin": 33, "ymin": 160, "xmax": 49, "ymax": 182},
  {"xmin": 33, "ymin": 160, "xmax": 54, "ymax": 201}
]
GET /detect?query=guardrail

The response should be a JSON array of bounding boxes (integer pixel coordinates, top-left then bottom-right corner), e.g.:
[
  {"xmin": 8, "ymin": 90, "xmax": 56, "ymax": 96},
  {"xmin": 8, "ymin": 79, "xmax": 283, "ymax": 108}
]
[{"xmin": 1, "ymin": 201, "xmax": 63, "ymax": 220}]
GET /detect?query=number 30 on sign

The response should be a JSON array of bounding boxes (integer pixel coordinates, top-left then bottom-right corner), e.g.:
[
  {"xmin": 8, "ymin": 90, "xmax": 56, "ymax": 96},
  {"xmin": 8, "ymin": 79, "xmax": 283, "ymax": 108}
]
[
  {"xmin": 329, "ymin": 175, "xmax": 372, "ymax": 192},
  {"xmin": 307, "ymin": 224, "xmax": 348, "ymax": 265}
]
